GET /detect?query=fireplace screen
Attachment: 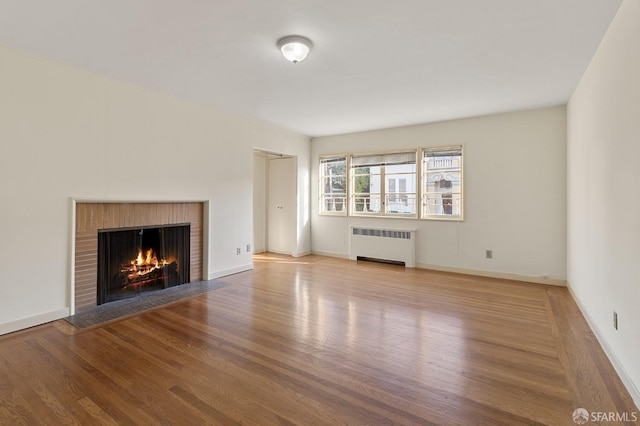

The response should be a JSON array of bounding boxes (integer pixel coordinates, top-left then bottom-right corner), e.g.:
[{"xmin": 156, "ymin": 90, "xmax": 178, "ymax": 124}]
[{"xmin": 97, "ymin": 224, "xmax": 190, "ymax": 305}]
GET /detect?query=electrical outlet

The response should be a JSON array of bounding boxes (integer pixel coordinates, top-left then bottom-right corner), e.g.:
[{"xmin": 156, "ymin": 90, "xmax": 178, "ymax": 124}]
[
  {"xmin": 613, "ymin": 311, "xmax": 618, "ymax": 330},
  {"xmin": 485, "ymin": 249, "xmax": 493, "ymax": 259},
  {"xmin": 246, "ymin": 244, "xmax": 251, "ymax": 252},
  {"xmin": 236, "ymin": 248, "xmax": 241, "ymax": 255}
]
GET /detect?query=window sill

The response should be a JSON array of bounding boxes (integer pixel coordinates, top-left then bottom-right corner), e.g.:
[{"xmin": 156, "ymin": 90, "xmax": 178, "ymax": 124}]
[
  {"xmin": 350, "ymin": 213, "xmax": 418, "ymax": 219},
  {"xmin": 319, "ymin": 212, "xmax": 347, "ymax": 217},
  {"xmin": 421, "ymin": 215, "xmax": 464, "ymax": 222}
]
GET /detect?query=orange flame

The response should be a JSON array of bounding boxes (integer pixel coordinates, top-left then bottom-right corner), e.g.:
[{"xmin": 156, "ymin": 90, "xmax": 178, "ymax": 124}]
[{"xmin": 124, "ymin": 248, "xmax": 168, "ymax": 279}]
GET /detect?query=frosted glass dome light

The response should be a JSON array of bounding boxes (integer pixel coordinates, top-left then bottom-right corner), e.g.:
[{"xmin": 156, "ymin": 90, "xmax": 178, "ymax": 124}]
[{"xmin": 277, "ymin": 35, "xmax": 312, "ymax": 64}]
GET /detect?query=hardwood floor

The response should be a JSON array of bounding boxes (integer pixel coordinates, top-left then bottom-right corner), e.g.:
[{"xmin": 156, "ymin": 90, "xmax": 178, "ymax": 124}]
[{"xmin": 0, "ymin": 253, "xmax": 637, "ymax": 425}]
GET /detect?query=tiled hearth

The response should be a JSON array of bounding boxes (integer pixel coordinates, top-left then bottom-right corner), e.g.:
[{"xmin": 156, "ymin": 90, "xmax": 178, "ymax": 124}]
[{"xmin": 66, "ymin": 278, "xmax": 228, "ymax": 329}]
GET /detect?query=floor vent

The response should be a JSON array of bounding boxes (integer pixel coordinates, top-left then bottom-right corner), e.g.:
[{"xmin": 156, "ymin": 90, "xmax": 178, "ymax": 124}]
[{"xmin": 356, "ymin": 256, "xmax": 406, "ymax": 267}]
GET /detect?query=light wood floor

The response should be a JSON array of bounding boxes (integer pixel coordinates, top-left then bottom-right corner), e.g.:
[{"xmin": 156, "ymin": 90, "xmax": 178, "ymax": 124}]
[{"xmin": 0, "ymin": 253, "xmax": 637, "ymax": 425}]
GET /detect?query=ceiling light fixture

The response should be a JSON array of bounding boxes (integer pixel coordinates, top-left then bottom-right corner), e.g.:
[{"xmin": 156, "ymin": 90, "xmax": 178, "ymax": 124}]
[{"xmin": 277, "ymin": 35, "xmax": 312, "ymax": 64}]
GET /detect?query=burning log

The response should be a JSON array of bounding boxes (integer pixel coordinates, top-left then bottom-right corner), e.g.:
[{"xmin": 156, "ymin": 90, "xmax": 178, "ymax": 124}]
[{"xmin": 119, "ymin": 248, "xmax": 178, "ymax": 290}]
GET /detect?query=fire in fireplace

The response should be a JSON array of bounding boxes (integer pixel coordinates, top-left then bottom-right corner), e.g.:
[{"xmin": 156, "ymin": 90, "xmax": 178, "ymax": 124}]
[{"xmin": 97, "ymin": 224, "xmax": 190, "ymax": 305}]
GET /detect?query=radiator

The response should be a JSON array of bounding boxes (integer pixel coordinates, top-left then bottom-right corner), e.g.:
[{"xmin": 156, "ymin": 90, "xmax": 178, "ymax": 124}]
[{"xmin": 349, "ymin": 226, "xmax": 416, "ymax": 267}]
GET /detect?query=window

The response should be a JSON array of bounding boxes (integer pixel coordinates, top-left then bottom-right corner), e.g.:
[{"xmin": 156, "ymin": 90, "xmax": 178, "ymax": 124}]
[
  {"xmin": 422, "ymin": 146, "xmax": 463, "ymax": 219},
  {"xmin": 350, "ymin": 151, "xmax": 417, "ymax": 217},
  {"xmin": 319, "ymin": 156, "xmax": 347, "ymax": 215},
  {"xmin": 319, "ymin": 147, "xmax": 463, "ymax": 220}
]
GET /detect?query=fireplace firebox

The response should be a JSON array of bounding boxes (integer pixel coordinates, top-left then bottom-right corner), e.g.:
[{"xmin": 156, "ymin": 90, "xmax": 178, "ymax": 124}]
[{"xmin": 97, "ymin": 224, "xmax": 190, "ymax": 305}]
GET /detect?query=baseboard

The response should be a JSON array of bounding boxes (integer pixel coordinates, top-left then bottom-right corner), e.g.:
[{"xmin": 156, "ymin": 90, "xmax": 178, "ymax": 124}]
[
  {"xmin": 416, "ymin": 263, "xmax": 567, "ymax": 286},
  {"xmin": 310, "ymin": 250, "xmax": 350, "ymax": 259},
  {"xmin": 309, "ymin": 252, "xmax": 566, "ymax": 285},
  {"xmin": 566, "ymin": 285, "xmax": 640, "ymax": 409},
  {"xmin": 293, "ymin": 251, "xmax": 312, "ymax": 258},
  {"xmin": 208, "ymin": 263, "xmax": 253, "ymax": 280},
  {"xmin": 0, "ymin": 308, "xmax": 70, "ymax": 336}
]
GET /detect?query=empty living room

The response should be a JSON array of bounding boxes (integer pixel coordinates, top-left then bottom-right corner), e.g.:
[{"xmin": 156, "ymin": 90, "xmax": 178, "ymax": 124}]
[{"xmin": 1, "ymin": 1, "xmax": 639, "ymax": 424}]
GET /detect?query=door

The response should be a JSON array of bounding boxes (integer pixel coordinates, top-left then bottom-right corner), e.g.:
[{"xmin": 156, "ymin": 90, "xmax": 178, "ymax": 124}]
[{"xmin": 267, "ymin": 156, "xmax": 296, "ymax": 254}]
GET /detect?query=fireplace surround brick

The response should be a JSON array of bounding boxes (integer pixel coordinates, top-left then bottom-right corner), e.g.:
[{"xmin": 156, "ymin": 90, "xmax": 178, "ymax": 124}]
[{"xmin": 74, "ymin": 202, "xmax": 203, "ymax": 312}]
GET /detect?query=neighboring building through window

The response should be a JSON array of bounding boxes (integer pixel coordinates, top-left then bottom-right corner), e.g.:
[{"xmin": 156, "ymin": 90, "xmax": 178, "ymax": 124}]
[
  {"xmin": 422, "ymin": 146, "xmax": 463, "ymax": 219},
  {"xmin": 350, "ymin": 151, "xmax": 417, "ymax": 217},
  {"xmin": 319, "ymin": 156, "xmax": 347, "ymax": 214}
]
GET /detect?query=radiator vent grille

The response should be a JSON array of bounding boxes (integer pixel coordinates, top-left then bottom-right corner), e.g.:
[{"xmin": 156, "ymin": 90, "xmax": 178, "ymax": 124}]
[
  {"xmin": 349, "ymin": 226, "xmax": 416, "ymax": 267},
  {"xmin": 352, "ymin": 228, "xmax": 412, "ymax": 240}
]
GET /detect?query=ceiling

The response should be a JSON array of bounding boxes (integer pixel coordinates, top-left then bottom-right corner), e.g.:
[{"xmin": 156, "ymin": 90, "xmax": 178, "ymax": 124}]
[{"xmin": 0, "ymin": 1, "xmax": 623, "ymax": 137}]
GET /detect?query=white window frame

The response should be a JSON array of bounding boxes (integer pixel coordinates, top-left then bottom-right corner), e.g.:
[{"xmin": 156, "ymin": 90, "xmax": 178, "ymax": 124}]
[
  {"xmin": 319, "ymin": 155, "xmax": 348, "ymax": 216},
  {"xmin": 421, "ymin": 145, "xmax": 464, "ymax": 221},
  {"xmin": 349, "ymin": 150, "xmax": 418, "ymax": 218}
]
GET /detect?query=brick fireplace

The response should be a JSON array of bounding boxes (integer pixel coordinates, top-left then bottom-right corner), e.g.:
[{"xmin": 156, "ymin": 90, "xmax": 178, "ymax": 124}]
[{"xmin": 74, "ymin": 202, "xmax": 204, "ymax": 312}]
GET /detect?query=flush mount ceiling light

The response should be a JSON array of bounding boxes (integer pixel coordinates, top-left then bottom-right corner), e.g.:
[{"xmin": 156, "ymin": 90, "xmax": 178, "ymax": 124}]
[{"xmin": 277, "ymin": 35, "xmax": 312, "ymax": 64}]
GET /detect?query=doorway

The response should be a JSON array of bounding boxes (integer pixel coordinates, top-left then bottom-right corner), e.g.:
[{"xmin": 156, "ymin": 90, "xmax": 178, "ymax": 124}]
[{"xmin": 253, "ymin": 150, "xmax": 296, "ymax": 256}]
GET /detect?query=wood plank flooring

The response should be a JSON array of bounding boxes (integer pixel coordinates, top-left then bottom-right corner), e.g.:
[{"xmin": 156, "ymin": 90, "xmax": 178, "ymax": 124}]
[{"xmin": 0, "ymin": 253, "xmax": 637, "ymax": 425}]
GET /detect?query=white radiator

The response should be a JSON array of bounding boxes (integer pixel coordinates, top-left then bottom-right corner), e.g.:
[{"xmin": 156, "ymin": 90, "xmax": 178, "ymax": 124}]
[{"xmin": 349, "ymin": 226, "xmax": 416, "ymax": 267}]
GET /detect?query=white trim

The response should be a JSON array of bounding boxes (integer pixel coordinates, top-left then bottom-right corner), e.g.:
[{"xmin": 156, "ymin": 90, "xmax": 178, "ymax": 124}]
[
  {"xmin": 421, "ymin": 216, "xmax": 465, "ymax": 222},
  {"xmin": 319, "ymin": 210, "xmax": 348, "ymax": 217},
  {"xmin": 208, "ymin": 264, "xmax": 253, "ymax": 280},
  {"xmin": 310, "ymin": 250, "xmax": 350, "ymax": 260},
  {"xmin": 293, "ymin": 250, "xmax": 312, "ymax": 258},
  {"xmin": 0, "ymin": 308, "xmax": 70, "ymax": 336},
  {"xmin": 417, "ymin": 263, "xmax": 567, "ymax": 286},
  {"xmin": 202, "ymin": 200, "xmax": 211, "ymax": 280},
  {"xmin": 567, "ymin": 285, "xmax": 640, "ymax": 409},
  {"xmin": 69, "ymin": 198, "xmax": 77, "ymax": 315},
  {"xmin": 309, "ymin": 252, "xmax": 564, "ymax": 285},
  {"xmin": 266, "ymin": 249, "xmax": 293, "ymax": 256}
]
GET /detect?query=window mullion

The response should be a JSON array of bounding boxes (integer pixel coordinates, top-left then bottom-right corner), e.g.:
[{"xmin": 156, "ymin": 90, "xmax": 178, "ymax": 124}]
[
  {"xmin": 348, "ymin": 154, "xmax": 353, "ymax": 215},
  {"xmin": 417, "ymin": 151, "xmax": 423, "ymax": 216},
  {"xmin": 381, "ymin": 165, "xmax": 387, "ymax": 215}
]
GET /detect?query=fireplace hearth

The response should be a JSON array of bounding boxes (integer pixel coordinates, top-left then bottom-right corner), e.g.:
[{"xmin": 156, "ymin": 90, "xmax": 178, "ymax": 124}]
[{"xmin": 97, "ymin": 224, "xmax": 190, "ymax": 305}]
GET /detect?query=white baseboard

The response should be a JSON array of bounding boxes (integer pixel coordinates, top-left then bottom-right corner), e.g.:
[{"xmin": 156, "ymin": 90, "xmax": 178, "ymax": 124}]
[
  {"xmin": 416, "ymin": 263, "xmax": 567, "ymax": 286},
  {"xmin": 0, "ymin": 308, "xmax": 70, "ymax": 336},
  {"xmin": 310, "ymin": 250, "xmax": 349, "ymax": 259},
  {"xmin": 566, "ymin": 285, "xmax": 640, "ymax": 409},
  {"xmin": 208, "ymin": 263, "xmax": 253, "ymax": 280},
  {"xmin": 310, "ymin": 252, "xmax": 566, "ymax": 285}
]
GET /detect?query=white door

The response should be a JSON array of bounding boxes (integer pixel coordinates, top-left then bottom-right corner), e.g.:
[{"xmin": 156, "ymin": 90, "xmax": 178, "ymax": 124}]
[{"xmin": 267, "ymin": 157, "xmax": 296, "ymax": 254}]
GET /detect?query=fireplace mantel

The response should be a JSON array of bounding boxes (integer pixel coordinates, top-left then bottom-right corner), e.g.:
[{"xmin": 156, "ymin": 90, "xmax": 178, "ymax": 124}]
[{"xmin": 71, "ymin": 200, "xmax": 206, "ymax": 314}]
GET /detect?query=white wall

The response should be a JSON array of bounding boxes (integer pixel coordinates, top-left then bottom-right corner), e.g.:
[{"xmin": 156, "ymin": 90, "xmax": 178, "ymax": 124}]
[
  {"xmin": 0, "ymin": 45, "xmax": 310, "ymax": 333},
  {"xmin": 567, "ymin": 0, "xmax": 640, "ymax": 405},
  {"xmin": 311, "ymin": 106, "xmax": 567, "ymax": 283}
]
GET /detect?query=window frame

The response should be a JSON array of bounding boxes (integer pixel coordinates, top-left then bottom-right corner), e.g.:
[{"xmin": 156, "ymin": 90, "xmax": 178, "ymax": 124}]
[
  {"xmin": 318, "ymin": 155, "xmax": 348, "ymax": 216},
  {"xmin": 317, "ymin": 146, "xmax": 464, "ymax": 221},
  {"xmin": 349, "ymin": 150, "xmax": 418, "ymax": 219},
  {"xmin": 421, "ymin": 145, "xmax": 464, "ymax": 221}
]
